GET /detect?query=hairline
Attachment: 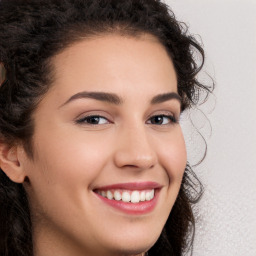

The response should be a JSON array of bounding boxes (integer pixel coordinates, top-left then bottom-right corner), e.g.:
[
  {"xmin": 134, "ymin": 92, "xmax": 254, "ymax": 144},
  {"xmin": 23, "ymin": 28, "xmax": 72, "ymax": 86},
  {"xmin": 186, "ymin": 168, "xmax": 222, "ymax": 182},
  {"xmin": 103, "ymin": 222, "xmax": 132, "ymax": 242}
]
[{"xmin": 23, "ymin": 29, "xmax": 177, "ymax": 160}]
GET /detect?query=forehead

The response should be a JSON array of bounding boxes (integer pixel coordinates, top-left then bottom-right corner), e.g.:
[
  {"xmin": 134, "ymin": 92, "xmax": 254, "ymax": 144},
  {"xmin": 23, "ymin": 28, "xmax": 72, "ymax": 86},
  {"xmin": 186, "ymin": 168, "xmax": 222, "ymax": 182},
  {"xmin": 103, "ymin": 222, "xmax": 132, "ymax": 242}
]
[{"xmin": 43, "ymin": 34, "xmax": 177, "ymax": 106}]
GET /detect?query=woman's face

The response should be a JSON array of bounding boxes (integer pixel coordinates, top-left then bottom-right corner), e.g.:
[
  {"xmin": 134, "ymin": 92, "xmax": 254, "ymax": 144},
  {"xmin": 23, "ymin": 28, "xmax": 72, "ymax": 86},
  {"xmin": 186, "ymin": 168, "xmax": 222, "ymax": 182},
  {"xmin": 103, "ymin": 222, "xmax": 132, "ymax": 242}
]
[{"xmin": 22, "ymin": 34, "xmax": 187, "ymax": 256}]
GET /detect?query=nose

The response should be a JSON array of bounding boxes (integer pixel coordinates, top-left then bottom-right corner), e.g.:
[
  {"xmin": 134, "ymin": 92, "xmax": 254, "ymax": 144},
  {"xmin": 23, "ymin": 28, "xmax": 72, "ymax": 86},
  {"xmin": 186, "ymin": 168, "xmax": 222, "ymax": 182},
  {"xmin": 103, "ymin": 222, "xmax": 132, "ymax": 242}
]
[{"xmin": 113, "ymin": 125, "xmax": 157, "ymax": 170}]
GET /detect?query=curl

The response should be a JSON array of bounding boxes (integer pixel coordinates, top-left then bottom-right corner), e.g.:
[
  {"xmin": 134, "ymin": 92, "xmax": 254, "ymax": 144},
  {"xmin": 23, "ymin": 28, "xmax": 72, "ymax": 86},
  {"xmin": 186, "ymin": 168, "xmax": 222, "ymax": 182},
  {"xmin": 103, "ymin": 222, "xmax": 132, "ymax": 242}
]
[{"xmin": 0, "ymin": 170, "xmax": 33, "ymax": 256}]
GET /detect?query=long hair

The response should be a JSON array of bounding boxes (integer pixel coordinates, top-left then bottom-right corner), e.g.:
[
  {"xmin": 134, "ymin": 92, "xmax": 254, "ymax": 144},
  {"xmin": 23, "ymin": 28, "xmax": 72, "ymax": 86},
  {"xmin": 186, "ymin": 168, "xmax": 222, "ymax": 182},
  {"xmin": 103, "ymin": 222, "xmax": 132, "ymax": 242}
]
[{"xmin": 0, "ymin": 1, "xmax": 212, "ymax": 255}]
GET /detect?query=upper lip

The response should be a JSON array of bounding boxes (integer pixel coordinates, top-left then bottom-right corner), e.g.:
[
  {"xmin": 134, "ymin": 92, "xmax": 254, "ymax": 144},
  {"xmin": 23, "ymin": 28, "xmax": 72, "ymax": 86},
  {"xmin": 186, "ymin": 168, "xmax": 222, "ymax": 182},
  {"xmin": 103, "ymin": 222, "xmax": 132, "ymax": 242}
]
[{"xmin": 94, "ymin": 182, "xmax": 162, "ymax": 191}]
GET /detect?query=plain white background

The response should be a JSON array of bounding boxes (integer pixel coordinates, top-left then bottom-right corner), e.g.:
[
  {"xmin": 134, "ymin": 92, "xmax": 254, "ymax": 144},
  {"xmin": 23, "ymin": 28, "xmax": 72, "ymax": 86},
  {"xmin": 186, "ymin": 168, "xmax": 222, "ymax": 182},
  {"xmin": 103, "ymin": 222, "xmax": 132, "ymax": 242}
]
[{"xmin": 165, "ymin": 0, "xmax": 256, "ymax": 255}]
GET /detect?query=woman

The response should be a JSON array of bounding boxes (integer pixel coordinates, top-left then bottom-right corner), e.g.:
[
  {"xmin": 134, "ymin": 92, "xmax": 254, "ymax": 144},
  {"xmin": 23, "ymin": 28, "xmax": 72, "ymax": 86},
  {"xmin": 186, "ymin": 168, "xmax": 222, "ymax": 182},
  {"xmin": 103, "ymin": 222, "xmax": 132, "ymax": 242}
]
[{"xmin": 0, "ymin": 0, "xmax": 211, "ymax": 255}]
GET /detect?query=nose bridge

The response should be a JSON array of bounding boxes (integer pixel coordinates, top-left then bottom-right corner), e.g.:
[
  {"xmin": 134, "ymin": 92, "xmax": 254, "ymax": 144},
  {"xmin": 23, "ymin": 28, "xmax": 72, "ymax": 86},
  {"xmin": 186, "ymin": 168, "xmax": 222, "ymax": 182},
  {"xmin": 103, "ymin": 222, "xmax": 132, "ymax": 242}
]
[{"xmin": 114, "ymin": 122, "xmax": 157, "ymax": 170}]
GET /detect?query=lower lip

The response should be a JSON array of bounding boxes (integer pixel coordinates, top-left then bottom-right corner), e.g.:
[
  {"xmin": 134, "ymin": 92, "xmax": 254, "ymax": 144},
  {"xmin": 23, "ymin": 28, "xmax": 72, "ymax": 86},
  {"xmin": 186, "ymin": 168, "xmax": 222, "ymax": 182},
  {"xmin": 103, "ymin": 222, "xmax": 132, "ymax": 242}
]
[{"xmin": 94, "ymin": 190, "xmax": 160, "ymax": 215}]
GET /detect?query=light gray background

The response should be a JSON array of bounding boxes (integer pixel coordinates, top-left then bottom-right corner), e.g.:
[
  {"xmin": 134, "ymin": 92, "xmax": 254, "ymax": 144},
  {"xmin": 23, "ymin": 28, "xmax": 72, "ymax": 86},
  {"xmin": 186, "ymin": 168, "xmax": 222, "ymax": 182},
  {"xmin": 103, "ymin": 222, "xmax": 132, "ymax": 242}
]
[{"xmin": 165, "ymin": 0, "xmax": 256, "ymax": 255}]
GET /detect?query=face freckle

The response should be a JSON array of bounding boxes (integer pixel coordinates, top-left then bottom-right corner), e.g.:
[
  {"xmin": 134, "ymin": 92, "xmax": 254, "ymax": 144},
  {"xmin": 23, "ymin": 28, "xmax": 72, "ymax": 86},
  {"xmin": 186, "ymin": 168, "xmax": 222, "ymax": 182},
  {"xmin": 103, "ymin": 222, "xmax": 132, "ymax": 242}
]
[{"xmin": 23, "ymin": 34, "xmax": 187, "ymax": 256}]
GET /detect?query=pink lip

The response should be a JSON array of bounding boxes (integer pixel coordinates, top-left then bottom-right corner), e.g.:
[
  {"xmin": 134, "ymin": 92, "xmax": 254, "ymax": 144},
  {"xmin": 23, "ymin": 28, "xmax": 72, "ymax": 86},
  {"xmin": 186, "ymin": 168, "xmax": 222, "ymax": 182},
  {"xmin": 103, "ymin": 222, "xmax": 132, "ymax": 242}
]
[
  {"xmin": 93, "ymin": 182, "xmax": 161, "ymax": 215},
  {"xmin": 95, "ymin": 181, "xmax": 161, "ymax": 190}
]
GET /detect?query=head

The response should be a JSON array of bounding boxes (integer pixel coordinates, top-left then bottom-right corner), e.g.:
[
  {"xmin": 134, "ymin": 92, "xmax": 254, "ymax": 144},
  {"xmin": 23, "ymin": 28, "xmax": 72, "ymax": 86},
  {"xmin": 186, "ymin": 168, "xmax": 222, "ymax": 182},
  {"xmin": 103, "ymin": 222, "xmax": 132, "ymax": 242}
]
[{"xmin": 0, "ymin": 1, "xmax": 209, "ymax": 256}]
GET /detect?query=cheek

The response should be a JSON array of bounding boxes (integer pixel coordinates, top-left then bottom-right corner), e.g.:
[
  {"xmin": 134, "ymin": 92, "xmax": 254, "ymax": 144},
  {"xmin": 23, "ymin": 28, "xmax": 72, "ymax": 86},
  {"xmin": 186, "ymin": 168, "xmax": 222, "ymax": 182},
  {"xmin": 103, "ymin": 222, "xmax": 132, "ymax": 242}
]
[
  {"xmin": 155, "ymin": 128, "xmax": 187, "ymax": 181},
  {"xmin": 31, "ymin": 130, "xmax": 111, "ymax": 186},
  {"xmin": 26, "ymin": 132, "xmax": 112, "ymax": 220},
  {"xmin": 24, "ymin": 133, "xmax": 113, "ymax": 222}
]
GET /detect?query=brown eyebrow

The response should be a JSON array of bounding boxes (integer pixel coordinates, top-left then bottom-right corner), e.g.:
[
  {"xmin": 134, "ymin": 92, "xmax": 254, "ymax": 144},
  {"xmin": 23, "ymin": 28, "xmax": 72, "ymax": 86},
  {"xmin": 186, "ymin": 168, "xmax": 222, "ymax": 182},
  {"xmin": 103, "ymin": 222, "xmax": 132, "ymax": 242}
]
[
  {"xmin": 59, "ymin": 91, "xmax": 181, "ymax": 108},
  {"xmin": 59, "ymin": 91, "xmax": 123, "ymax": 108},
  {"xmin": 150, "ymin": 92, "xmax": 181, "ymax": 105}
]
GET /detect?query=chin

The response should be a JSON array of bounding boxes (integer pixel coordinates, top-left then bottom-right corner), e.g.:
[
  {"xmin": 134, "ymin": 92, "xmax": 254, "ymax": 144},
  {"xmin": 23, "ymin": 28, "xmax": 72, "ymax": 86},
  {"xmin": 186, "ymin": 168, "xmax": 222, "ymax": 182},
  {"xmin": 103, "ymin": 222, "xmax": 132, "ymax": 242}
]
[
  {"xmin": 112, "ymin": 244, "xmax": 151, "ymax": 256},
  {"xmin": 104, "ymin": 229, "xmax": 160, "ymax": 256}
]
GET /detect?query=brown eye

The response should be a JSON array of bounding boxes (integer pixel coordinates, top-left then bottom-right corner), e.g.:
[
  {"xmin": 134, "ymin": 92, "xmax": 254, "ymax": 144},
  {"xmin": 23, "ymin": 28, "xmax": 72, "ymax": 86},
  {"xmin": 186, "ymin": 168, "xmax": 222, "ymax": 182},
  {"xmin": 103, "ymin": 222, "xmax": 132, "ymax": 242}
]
[
  {"xmin": 76, "ymin": 115, "xmax": 109, "ymax": 125},
  {"xmin": 148, "ymin": 115, "xmax": 177, "ymax": 125}
]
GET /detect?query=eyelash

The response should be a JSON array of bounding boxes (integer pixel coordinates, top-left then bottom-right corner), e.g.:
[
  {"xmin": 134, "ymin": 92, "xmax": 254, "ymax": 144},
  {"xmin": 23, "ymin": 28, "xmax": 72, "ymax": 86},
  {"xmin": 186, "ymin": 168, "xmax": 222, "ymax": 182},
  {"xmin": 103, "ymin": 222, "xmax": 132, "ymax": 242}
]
[
  {"xmin": 147, "ymin": 114, "xmax": 177, "ymax": 125},
  {"xmin": 76, "ymin": 114, "xmax": 177, "ymax": 126}
]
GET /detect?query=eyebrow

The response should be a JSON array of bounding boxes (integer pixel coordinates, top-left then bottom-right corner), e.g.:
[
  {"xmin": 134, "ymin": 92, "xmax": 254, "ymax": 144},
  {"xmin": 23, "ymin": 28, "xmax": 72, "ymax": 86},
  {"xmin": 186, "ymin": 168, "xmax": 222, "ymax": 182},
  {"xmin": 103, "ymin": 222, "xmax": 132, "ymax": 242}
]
[
  {"xmin": 150, "ymin": 92, "xmax": 181, "ymax": 104},
  {"xmin": 59, "ymin": 91, "xmax": 181, "ymax": 108},
  {"xmin": 59, "ymin": 91, "xmax": 123, "ymax": 108}
]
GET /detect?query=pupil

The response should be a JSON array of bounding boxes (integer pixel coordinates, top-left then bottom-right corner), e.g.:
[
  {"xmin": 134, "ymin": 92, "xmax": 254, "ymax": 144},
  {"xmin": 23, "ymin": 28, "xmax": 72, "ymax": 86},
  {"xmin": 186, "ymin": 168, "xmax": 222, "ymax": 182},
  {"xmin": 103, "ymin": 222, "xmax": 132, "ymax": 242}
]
[
  {"xmin": 152, "ymin": 116, "xmax": 163, "ymax": 124},
  {"xmin": 88, "ymin": 116, "xmax": 99, "ymax": 124}
]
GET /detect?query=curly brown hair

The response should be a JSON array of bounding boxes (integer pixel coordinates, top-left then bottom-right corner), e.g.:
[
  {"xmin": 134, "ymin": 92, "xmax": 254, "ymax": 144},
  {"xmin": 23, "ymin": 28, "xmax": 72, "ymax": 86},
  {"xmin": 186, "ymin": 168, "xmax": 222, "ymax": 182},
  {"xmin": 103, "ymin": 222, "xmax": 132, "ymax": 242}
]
[{"xmin": 0, "ymin": 0, "xmax": 212, "ymax": 255}]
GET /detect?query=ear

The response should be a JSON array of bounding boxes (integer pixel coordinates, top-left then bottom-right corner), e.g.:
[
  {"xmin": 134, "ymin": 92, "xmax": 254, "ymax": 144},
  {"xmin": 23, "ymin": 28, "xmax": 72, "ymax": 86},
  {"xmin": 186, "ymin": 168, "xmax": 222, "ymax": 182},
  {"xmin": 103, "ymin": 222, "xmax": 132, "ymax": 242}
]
[{"xmin": 0, "ymin": 143, "xmax": 27, "ymax": 183}]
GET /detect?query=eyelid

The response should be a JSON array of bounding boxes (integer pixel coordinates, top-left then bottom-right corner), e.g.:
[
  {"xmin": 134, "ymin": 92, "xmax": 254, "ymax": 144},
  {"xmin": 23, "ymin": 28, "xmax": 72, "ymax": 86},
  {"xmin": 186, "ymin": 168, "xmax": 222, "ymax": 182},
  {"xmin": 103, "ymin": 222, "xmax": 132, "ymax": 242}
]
[
  {"xmin": 146, "ymin": 114, "xmax": 177, "ymax": 125},
  {"xmin": 147, "ymin": 110, "xmax": 179, "ymax": 120},
  {"xmin": 76, "ymin": 115, "xmax": 111, "ymax": 125},
  {"xmin": 74, "ymin": 110, "xmax": 180, "ymax": 126},
  {"xmin": 74, "ymin": 111, "xmax": 113, "ymax": 125}
]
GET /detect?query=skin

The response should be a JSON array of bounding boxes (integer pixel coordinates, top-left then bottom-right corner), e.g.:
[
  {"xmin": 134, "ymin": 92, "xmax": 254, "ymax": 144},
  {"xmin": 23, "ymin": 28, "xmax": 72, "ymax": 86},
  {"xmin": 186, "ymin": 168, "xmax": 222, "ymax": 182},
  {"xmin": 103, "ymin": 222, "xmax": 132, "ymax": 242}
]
[{"xmin": 0, "ymin": 34, "xmax": 187, "ymax": 256}]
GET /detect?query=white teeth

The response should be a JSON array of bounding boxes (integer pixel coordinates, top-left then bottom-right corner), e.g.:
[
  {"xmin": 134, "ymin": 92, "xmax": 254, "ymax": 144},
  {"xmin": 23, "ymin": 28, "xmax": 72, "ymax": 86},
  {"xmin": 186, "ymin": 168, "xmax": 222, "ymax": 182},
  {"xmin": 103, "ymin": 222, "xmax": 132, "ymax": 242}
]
[
  {"xmin": 114, "ymin": 191, "xmax": 122, "ymax": 201},
  {"xmin": 122, "ymin": 191, "xmax": 131, "ymax": 202},
  {"xmin": 98, "ymin": 189, "xmax": 155, "ymax": 203},
  {"xmin": 140, "ymin": 191, "xmax": 146, "ymax": 201},
  {"xmin": 131, "ymin": 191, "xmax": 140, "ymax": 203},
  {"xmin": 150, "ymin": 189, "xmax": 154, "ymax": 199},
  {"xmin": 106, "ymin": 190, "xmax": 113, "ymax": 200},
  {"xmin": 145, "ymin": 190, "xmax": 154, "ymax": 201}
]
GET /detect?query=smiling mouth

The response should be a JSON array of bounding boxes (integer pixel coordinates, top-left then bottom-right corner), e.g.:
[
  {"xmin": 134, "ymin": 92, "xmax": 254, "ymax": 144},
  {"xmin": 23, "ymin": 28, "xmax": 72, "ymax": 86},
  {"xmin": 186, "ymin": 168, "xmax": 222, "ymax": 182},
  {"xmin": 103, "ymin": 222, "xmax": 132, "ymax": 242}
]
[
  {"xmin": 95, "ymin": 189, "xmax": 155, "ymax": 203},
  {"xmin": 93, "ymin": 182, "xmax": 161, "ymax": 214}
]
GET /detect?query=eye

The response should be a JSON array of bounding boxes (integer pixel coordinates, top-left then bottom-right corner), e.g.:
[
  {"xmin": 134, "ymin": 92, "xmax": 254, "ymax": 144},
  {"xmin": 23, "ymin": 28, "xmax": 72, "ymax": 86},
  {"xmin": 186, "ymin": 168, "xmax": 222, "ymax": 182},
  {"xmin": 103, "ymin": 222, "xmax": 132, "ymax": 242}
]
[
  {"xmin": 76, "ymin": 115, "xmax": 110, "ymax": 125},
  {"xmin": 147, "ymin": 115, "xmax": 177, "ymax": 125}
]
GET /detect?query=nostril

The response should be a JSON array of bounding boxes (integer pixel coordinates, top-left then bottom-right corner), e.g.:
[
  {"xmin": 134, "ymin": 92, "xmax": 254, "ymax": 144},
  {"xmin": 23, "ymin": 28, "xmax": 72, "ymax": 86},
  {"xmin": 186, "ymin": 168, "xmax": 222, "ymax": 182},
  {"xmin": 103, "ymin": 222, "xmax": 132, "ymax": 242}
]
[
  {"xmin": 123, "ymin": 164, "xmax": 154, "ymax": 169},
  {"xmin": 113, "ymin": 132, "xmax": 157, "ymax": 169},
  {"xmin": 114, "ymin": 153, "xmax": 157, "ymax": 170}
]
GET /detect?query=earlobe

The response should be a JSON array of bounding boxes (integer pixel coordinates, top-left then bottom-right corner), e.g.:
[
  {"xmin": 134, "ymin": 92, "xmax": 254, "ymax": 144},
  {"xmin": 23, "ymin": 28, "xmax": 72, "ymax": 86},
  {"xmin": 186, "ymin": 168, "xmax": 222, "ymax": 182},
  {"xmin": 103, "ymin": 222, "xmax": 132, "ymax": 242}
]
[{"xmin": 0, "ymin": 143, "xmax": 27, "ymax": 183}]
